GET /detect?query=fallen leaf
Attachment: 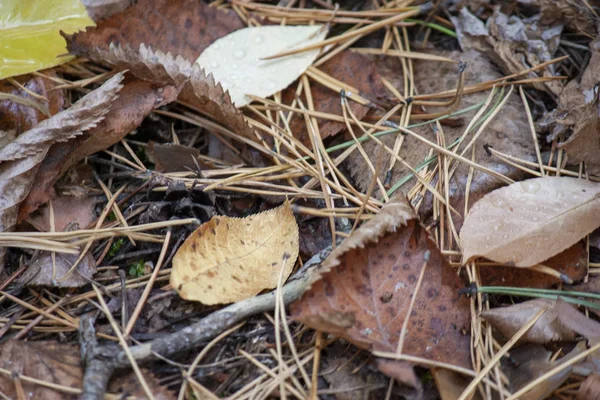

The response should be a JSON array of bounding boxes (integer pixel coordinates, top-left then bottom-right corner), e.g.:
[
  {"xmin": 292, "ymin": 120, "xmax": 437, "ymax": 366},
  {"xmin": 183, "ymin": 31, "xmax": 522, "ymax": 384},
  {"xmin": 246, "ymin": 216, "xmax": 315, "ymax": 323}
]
[
  {"xmin": 432, "ymin": 368, "xmax": 483, "ymax": 400},
  {"xmin": 109, "ymin": 368, "xmax": 175, "ymax": 400},
  {"xmin": 27, "ymin": 195, "xmax": 97, "ymax": 232},
  {"xmin": 0, "ymin": 0, "xmax": 94, "ymax": 79},
  {"xmin": 19, "ymin": 78, "xmax": 178, "ymax": 220},
  {"xmin": 538, "ymin": 0, "xmax": 598, "ymax": 37},
  {"xmin": 0, "ymin": 72, "xmax": 124, "ymax": 162},
  {"xmin": 481, "ymin": 299, "xmax": 576, "ymax": 344},
  {"xmin": 578, "ymin": 374, "xmax": 600, "ymax": 400},
  {"xmin": 81, "ymin": 0, "xmax": 134, "ymax": 21},
  {"xmin": 0, "ymin": 340, "xmax": 82, "ymax": 399},
  {"xmin": 291, "ymin": 197, "xmax": 471, "ymax": 386},
  {"xmin": 504, "ymin": 341, "xmax": 587, "ymax": 400},
  {"xmin": 171, "ymin": 201, "xmax": 299, "ymax": 305},
  {"xmin": 148, "ymin": 142, "xmax": 204, "ymax": 173},
  {"xmin": 555, "ymin": 298, "xmax": 600, "ymax": 340},
  {"xmin": 19, "ymin": 251, "xmax": 96, "ymax": 288},
  {"xmin": 559, "ymin": 101, "xmax": 600, "ymax": 176},
  {"xmin": 197, "ymin": 25, "xmax": 327, "ymax": 107},
  {"xmin": 460, "ymin": 176, "xmax": 600, "ymax": 267},
  {"xmin": 65, "ymin": 0, "xmax": 244, "ymax": 62},
  {"xmin": 479, "ymin": 241, "xmax": 588, "ymax": 288},
  {"xmin": 282, "ymin": 51, "xmax": 384, "ymax": 146}
]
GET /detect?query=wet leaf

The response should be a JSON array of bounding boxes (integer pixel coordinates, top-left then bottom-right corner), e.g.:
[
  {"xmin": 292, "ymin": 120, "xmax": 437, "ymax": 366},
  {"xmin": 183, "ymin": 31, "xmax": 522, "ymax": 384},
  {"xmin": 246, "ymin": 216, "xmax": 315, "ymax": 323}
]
[
  {"xmin": 197, "ymin": 25, "xmax": 327, "ymax": 107},
  {"xmin": 460, "ymin": 176, "xmax": 600, "ymax": 267},
  {"xmin": 0, "ymin": 0, "xmax": 94, "ymax": 79},
  {"xmin": 504, "ymin": 342, "xmax": 586, "ymax": 400},
  {"xmin": 291, "ymin": 197, "xmax": 471, "ymax": 385},
  {"xmin": 171, "ymin": 201, "xmax": 299, "ymax": 305},
  {"xmin": 481, "ymin": 299, "xmax": 576, "ymax": 344}
]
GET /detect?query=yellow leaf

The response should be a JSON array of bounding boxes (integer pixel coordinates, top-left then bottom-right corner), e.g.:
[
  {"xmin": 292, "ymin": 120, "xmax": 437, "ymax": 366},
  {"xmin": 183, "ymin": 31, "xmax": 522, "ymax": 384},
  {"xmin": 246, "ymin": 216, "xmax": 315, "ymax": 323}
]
[
  {"xmin": 0, "ymin": 0, "xmax": 95, "ymax": 80},
  {"xmin": 171, "ymin": 202, "xmax": 299, "ymax": 305}
]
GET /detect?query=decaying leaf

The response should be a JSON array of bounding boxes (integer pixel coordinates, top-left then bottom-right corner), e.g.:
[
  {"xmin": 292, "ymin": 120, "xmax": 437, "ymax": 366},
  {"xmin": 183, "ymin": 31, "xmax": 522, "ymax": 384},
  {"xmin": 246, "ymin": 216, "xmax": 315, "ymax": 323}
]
[
  {"xmin": 282, "ymin": 51, "xmax": 384, "ymax": 146},
  {"xmin": 19, "ymin": 251, "xmax": 96, "ymax": 288},
  {"xmin": 171, "ymin": 201, "xmax": 299, "ymax": 305},
  {"xmin": 481, "ymin": 299, "xmax": 576, "ymax": 344},
  {"xmin": 291, "ymin": 197, "xmax": 471, "ymax": 386},
  {"xmin": 197, "ymin": 25, "xmax": 327, "ymax": 107},
  {"xmin": 19, "ymin": 78, "xmax": 178, "ymax": 220},
  {"xmin": 504, "ymin": 341, "xmax": 587, "ymax": 400},
  {"xmin": 479, "ymin": 241, "xmax": 588, "ymax": 288},
  {"xmin": 0, "ymin": 340, "xmax": 82, "ymax": 400},
  {"xmin": 460, "ymin": 176, "xmax": 600, "ymax": 267}
]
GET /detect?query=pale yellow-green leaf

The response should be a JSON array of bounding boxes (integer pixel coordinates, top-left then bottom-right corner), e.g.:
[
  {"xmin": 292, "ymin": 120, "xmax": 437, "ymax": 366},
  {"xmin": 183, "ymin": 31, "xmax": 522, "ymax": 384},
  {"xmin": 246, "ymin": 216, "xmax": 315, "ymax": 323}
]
[
  {"xmin": 171, "ymin": 202, "xmax": 299, "ymax": 305},
  {"xmin": 460, "ymin": 176, "xmax": 600, "ymax": 266},
  {"xmin": 196, "ymin": 25, "xmax": 327, "ymax": 107},
  {"xmin": 0, "ymin": 0, "xmax": 95, "ymax": 79}
]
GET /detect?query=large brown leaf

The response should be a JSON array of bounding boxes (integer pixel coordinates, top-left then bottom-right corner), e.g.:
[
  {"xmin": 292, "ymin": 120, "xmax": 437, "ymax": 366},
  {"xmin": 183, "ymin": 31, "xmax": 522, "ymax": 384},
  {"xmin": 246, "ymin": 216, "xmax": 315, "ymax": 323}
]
[
  {"xmin": 460, "ymin": 176, "xmax": 600, "ymax": 267},
  {"xmin": 291, "ymin": 197, "xmax": 471, "ymax": 384}
]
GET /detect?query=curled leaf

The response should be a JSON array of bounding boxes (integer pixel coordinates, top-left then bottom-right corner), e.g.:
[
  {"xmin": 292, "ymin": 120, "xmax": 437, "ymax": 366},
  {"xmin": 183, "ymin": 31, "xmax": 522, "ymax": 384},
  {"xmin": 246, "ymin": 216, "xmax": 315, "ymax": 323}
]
[
  {"xmin": 460, "ymin": 177, "xmax": 600, "ymax": 267},
  {"xmin": 171, "ymin": 201, "xmax": 299, "ymax": 305}
]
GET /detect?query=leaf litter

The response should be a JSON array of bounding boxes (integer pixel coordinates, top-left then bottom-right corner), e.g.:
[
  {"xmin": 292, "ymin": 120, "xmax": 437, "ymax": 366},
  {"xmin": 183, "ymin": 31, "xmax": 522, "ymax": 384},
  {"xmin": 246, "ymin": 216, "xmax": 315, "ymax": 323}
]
[{"xmin": 2, "ymin": 0, "xmax": 600, "ymax": 399}]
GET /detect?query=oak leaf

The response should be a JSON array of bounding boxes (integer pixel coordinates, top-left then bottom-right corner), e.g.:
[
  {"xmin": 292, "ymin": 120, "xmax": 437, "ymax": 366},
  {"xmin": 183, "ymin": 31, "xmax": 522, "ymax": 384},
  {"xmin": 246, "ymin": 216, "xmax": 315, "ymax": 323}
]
[
  {"xmin": 460, "ymin": 176, "xmax": 600, "ymax": 267},
  {"xmin": 290, "ymin": 197, "xmax": 471, "ymax": 385},
  {"xmin": 197, "ymin": 25, "xmax": 327, "ymax": 107},
  {"xmin": 171, "ymin": 201, "xmax": 299, "ymax": 305}
]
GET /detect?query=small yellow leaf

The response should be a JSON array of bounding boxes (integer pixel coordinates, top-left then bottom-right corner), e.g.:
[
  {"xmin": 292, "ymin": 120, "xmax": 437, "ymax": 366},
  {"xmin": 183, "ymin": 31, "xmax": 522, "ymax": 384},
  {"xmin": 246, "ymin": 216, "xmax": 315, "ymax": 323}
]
[{"xmin": 171, "ymin": 202, "xmax": 299, "ymax": 305}]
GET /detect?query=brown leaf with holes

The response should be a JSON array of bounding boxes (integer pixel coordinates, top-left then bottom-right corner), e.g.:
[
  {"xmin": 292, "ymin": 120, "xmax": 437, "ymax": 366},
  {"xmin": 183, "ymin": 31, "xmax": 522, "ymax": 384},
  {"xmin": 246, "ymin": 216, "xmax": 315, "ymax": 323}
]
[
  {"xmin": 171, "ymin": 201, "xmax": 299, "ymax": 305},
  {"xmin": 19, "ymin": 77, "xmax": 178, "ymax": 221},
  {"xmin": 290, "ymin": 197, "xmax": 471, "ymax": 386},
  {"xmin": 282, "ymin": 51, "xmax": 384, "ymax": 146},
  {"xmin": 481, "ymin": 299, "xmax": 576, "ymax": 344}
]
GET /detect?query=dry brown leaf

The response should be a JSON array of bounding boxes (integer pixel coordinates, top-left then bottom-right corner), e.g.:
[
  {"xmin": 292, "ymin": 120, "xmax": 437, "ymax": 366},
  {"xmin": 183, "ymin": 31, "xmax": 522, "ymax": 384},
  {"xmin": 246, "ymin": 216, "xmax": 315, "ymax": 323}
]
[
  {"xmin": 578, "ymin": 374, "xmax": 600, "ymax": 400},
  {"xmin": 460, "ymin": 176, "xmax": 600, "ymax": 267},
  {"xmin": 556, "ymin": 298, "xmax": 600, "ymax": 339},
  {"xmin": 539, "ymin": 0, "xmax": 598, "ymax": 37},
  {"xmin": 148, "ymin": 142, "xmax": 204, "ymax": 173},
  {"xmin": 27, "ymin": 195, "xmax": 97, "ymax": 232},
  {"xmin": 81, "ymin": 0, "xmax": 134, "ymax": 21},
  {"xmin": 171, "ymin": 201, "xmax": 299, "ymax": 305},
  {"xmin": 481, "ymin": 299, "xmax": 576, "ymax": 344},
  {"xmin": 504, "ymin": 342, "xmax": 586, "ymax": 400},
  {"xmin": 197, "ymin": 25, "xmax": 327, "ymax": 107},
  {"xmin": 19, "ymin": 251, "xmax": 96, "ymax": 288},
  {"xmin": 282, "ymin": 51, "xmax": 383, "ymax": 146},
  {"xmin": 19, "ymin": 78, "xmax": 178, "ymax": 220},
  {"xmin": 432, "ymin": 368, "xmax": 483, "ymax": 400},
  {"xmin": 0, "ymin": 72, "xmax": 124, "ymax": 162},
  {"xmin": 479, "ymin": 241, "xmax": 588, "ymax": 288},
  {"xmin": 0, "ymin": 340, "xmax": 82, "ymax": 400},
  {"xmin": 290, "ymin": 197, "xmax": 471, "ymax": 386}
]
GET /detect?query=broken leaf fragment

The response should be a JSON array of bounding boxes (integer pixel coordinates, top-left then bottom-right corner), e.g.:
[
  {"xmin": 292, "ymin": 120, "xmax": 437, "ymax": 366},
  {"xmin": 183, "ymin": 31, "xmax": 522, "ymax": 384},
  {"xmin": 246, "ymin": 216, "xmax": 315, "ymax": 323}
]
[
  {"xmin": 460, "ymin": 176, "xmax": 600, "ymax": 267},
  {"xmin": 171, "ymin": 201, "xmax": 299, "ymax": 305},
  {"xmin": 196, "ymin": 25, "xmax": 328, "ymax": 107}
]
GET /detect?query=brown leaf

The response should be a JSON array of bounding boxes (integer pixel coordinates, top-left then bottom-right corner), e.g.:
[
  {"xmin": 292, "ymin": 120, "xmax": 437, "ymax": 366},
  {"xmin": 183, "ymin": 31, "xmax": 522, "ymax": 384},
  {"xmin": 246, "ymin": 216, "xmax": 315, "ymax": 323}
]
[
  {"xmin": 27, "ymin": 195, "xmax": 97, "ymax": 232},
  {"xmin": 479, "ymin": 241, "xmax": 588, "ymax": 288},
  {"xmin": 481, "ymin": 299, "xmax": 576, "ymax": 344},
  {"xmin": 108, "ymin": 368, "xmax": 175, "ymax": 400},
  {"xmin": 65, "ymin": 0, "xmax": 244, "ymax": 62},
  {"xmin": 556, "ymin": 298, "xmax": 600, "ymax": 340},
  {"xmin": 291, "ymin": 197, "xmax": 471, "ymax": 385},
  {"xmin": 0, "ymin": 340, "xmax": 82, "ymax": 400},
  {"xmin": 432, "ymin": 368, "xmax": 483, "ymax": 400},
  {"xmin": 0, "ymin": 72, "xmax": 124, "ymax": 162},
  {"xmin": 171, "ymin": 201, "xmax": 299, "ymax": 305},
  {"xmin": 81, "ymin": 0, "xmax": 134, "ymax": 21},
  {"xmin": 578, "ymin": 374, "xmax": 600, "ymax": 400},
  {"xmin": 148, "ymin": 142, "xmax": 204, "ymax": 173},
  {"xmin": 539, "ymin": 0, "xmax": 598, "ymax": 37},
  {"xmin": 559, "ymin": 101, "xmax": 600, "ymax": 176},
  {"xmin": 282, "ymin": 51, "xmax": 383, "ymax": 146},
  {"xmin": 460, "ymin": 177, "xmax": 600, "ymax": 267},
  {"xmin": 19, "ymin": 251, "xmax": 96, "ymax": 288},
  {"xmin": 19, "ymin": 78, "xmax": 178, "ymax": 220},
  {"xmin": 505, "ymin": 342, "xmax": 587, "ymax": 400}
]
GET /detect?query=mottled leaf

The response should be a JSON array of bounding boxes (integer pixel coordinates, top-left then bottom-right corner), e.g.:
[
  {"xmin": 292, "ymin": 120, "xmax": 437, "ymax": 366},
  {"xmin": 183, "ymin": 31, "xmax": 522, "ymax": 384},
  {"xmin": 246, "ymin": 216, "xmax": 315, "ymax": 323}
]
[
  {"xmin": 171, "ymin": 201, "xmax": 299, "ymax": 305},
  {"xmin": 291, "ymin": 197, "xmax": 471, "ymax": 385},
  {"xmin": 460, "ymin": 177, "xmax": 600, "ymax": 267}
]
